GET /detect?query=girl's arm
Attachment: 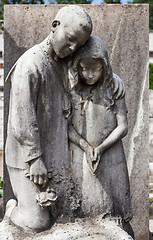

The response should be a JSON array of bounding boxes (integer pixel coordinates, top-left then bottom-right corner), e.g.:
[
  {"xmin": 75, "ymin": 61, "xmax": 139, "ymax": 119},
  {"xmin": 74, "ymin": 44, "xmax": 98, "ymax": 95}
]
[
  {"xmin": 94, "ymin": 97, "xmax": 128, "ymax": 159},
  {"xmin": 68, "ymin": 124, "xmax": 94, "ymax": 159},
  {"xmin": 69, "ymin": 124, "xmax": 94, "ymax": 172}
]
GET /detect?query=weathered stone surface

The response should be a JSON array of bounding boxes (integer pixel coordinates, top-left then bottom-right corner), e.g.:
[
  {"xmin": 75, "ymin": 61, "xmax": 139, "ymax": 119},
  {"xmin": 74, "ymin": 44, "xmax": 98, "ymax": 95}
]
[
  {"xmin": 149, "ymin": 91, "xmax": 153, "ymax": 222},
  {"xmin": 0, "ymin": 29, "xmax": 4, "ymax": 178},
  {"xmin": 0, "ymin": 197, "xmax": 3, "ymax": 222},
  {"xmin": 0, "ymin": 216, "xmax": 133, "ymax": 240},
  {"xmin": 149, "ymin": 90, "xmax": 153, "ymax": 166},
  {"xmin": 4, "ymin": 4, "xmax": 149, "ymax": 240}
]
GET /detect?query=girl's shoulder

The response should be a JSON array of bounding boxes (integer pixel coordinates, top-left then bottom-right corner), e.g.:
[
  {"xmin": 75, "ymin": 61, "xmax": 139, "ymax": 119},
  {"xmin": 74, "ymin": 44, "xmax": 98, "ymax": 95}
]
[{"xmin": 114, "ymin": 96, "xmax": 128, "ymax": 114}]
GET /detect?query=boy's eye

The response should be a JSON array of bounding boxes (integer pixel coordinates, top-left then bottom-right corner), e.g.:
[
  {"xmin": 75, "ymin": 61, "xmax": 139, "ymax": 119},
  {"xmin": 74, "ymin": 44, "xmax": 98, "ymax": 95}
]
[{"xmin": 68, "ymin": 36, "xmax": 77, "ymax": 43}]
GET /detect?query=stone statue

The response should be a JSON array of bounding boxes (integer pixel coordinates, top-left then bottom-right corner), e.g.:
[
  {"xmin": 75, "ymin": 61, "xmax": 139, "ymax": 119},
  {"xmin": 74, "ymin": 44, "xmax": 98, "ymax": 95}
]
[
  {"xmin": 68, "ymin": 35, "xmax": 133, "ymax": 232},
  {"xmin": 3, "ymin": 5, "xmax": 133, "ymax": 238}
]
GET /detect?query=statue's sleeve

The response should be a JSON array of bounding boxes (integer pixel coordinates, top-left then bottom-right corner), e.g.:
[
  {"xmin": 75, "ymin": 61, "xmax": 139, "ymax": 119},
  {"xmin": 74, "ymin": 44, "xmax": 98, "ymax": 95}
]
[{"xmin": 9, "ymin": 58, "xmax": 43, "ymax": 163}]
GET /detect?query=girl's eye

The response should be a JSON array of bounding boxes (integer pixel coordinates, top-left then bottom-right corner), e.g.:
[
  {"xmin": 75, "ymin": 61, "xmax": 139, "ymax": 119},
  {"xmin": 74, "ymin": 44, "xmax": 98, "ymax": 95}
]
[{"xmin": 95, "ymin": 67, "xmax": 101, "ymax": 71}]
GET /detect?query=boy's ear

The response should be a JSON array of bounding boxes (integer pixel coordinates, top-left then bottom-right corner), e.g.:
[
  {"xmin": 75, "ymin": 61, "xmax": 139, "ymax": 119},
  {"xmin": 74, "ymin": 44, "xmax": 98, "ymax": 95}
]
[{"xmin": 51, "ymin": 20, "xmax": 60, "ymax": 32}]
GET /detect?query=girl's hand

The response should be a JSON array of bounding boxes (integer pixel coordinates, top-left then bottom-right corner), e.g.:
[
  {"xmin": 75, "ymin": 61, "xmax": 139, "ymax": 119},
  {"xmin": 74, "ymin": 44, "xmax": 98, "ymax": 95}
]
[
  {"xmin": 91, "ymin": 146, "xmax": 104, "ymax": 173},
  {"xmin": 80, "ymin": 139, "xmax": 94, "ymax": 158},
  {"xmin": 85, "ymin": 145, "xmax": 95, "ymax": 174},
  {"xmin": 86, "ymin": 145, "xmax": 94, "ymax": 160},
  {"xmin": 93, "ymin": 146, "xmax": 102, "ymax": 162}
]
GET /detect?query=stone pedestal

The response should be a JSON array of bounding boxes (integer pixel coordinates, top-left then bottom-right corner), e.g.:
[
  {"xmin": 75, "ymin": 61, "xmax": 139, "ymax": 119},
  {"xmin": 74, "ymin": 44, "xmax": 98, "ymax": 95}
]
[
  {"xmin": 4, "ymin": 5, "xmax": 149, "ymax": 240},
  {"xmin": 0, "ymin": 216, "xmax": 133, "ymax": 240}
]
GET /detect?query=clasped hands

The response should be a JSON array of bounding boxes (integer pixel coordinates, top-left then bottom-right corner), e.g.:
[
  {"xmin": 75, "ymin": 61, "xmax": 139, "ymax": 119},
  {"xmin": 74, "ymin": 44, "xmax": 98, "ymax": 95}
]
[{"xmin": 80, "ymin": 139, "xmax": 103, "ymax": 173}]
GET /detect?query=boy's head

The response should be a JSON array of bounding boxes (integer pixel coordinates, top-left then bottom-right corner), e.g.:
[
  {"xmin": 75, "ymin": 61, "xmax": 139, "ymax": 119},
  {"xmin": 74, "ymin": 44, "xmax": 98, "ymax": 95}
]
[{"xmin": 51, "ymin": 5, "xmax": 92, "ymax": 58}]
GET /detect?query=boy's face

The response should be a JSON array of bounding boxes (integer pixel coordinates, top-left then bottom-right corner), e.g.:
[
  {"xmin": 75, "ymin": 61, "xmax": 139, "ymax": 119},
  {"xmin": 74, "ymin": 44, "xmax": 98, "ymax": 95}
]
[
  {"xmin": 79, "ymin": 58, "xmax": 103, "ymax": 85},
  {"xmin": 52, "ymin": 24, "xmax": 90, "ymax": 58}
]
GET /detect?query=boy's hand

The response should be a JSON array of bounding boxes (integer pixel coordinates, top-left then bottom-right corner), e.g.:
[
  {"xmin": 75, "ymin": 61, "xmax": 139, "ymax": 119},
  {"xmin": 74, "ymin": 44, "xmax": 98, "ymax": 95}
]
[
  {"xmin": 30, "ymin": 157, "xmax": 48, "ymax": 187},
  {"xmin": 113, "ymin": 73, "xmax": 125, "ymax": 99}
]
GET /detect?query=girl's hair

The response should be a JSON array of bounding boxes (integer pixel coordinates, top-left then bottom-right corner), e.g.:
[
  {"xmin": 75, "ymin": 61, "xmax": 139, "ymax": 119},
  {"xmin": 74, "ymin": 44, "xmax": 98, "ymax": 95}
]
[{"xmin": 68, "ymin": 35, "xmax": 115, "ymax": 109}]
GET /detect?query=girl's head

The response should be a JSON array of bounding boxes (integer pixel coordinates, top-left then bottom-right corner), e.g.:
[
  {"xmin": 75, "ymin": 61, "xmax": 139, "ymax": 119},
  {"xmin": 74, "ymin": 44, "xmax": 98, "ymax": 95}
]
[
  {"xmin": 78, "ymin": 58, "xmax": 103, "ymax": 85},
  {"xmin": 69, "ymin": 35, "xmax": 113, "ymax": 89}
]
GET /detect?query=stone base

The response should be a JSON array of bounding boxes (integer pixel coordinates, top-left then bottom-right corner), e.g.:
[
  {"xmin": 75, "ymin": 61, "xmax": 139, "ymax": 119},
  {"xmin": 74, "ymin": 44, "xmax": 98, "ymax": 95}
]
[{"xmin": 0, "ymin": 216, "xmax": 133, "ymax": 240}]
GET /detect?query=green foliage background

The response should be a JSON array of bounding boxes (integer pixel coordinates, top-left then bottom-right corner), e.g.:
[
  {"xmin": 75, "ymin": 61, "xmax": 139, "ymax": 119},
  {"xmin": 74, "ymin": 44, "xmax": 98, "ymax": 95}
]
[{"xmin": 150, "ymin": 62, "xmax": 153, "ymax": 90}]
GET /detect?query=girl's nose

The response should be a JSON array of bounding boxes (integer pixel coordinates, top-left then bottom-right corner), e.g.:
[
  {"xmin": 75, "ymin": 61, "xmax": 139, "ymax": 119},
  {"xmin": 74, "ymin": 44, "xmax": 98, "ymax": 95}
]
[{"xmin": 88, "ymin": 71, "xmax": 93, "ymax": 78}]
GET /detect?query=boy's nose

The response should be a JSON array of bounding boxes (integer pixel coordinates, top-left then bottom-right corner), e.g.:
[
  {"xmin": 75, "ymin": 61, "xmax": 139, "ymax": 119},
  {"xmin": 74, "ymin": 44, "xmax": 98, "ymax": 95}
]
[{"xmin": 69, "ymin": 43, "xmax": 77, "ymax": 51}]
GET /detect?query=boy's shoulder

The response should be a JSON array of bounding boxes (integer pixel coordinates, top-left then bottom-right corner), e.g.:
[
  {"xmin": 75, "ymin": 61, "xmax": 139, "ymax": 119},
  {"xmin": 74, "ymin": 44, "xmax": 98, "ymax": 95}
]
[
  {"xmin": 5, "ymin": 44, "xmax": 44, "ymax": 83},
  {"xmin": 18, "ymin": 44, "xmax": 44, "ymax": 65}
]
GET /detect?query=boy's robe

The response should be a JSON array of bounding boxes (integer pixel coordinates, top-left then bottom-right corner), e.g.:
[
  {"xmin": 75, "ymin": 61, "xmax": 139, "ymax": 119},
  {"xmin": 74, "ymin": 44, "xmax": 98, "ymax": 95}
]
[{"xmin": 5, "ymin": 43, "xmax": 68, "ymax": 183}]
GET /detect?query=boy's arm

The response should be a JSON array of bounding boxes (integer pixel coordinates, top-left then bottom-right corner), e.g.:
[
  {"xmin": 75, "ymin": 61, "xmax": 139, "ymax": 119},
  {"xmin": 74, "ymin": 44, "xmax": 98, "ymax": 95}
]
[
  {"xmin": 9, "ymin": 58, "xmax": 47, "ymax": 186},
  {"xmin": 94, "ymin": 97, "xmax": 128, "ymax": 158}
]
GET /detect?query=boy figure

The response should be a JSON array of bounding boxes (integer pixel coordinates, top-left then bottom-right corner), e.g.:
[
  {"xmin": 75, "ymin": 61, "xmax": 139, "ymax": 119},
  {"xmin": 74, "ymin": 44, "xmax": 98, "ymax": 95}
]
[{"xmin": 4, "ymin": 6, "xmax": 92, "ymax": 232}]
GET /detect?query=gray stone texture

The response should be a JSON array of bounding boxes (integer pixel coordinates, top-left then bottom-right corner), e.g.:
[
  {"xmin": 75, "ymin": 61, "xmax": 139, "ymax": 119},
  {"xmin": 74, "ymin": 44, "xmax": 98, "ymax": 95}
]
[
  {"xmin": 0, "ymin": 28, "xmax": 4, "ymax": 179},
  {"xmin": 0, "ymin": 216, "xmax": 133, "ymax": 240},
  {"xmin": 149, "ymin": 90, "xmax": 153, "ymax": 230},
  {"xmin": 4, "ymin": 4, "xmax": 149, "ymax": 240}
]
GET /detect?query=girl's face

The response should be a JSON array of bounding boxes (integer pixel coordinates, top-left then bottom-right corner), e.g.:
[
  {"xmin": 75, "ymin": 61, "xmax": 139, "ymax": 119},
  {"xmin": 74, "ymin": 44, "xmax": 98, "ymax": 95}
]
[{"xmin": 79, "ymin": 58, "xmax": 103, "ymax": 85}]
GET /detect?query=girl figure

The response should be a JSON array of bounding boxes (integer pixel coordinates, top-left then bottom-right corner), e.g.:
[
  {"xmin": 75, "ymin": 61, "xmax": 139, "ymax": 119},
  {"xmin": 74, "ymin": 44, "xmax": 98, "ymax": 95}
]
[{"xmin": 68, "ymin": 35, "xmax": 133, "ymax": 225}]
